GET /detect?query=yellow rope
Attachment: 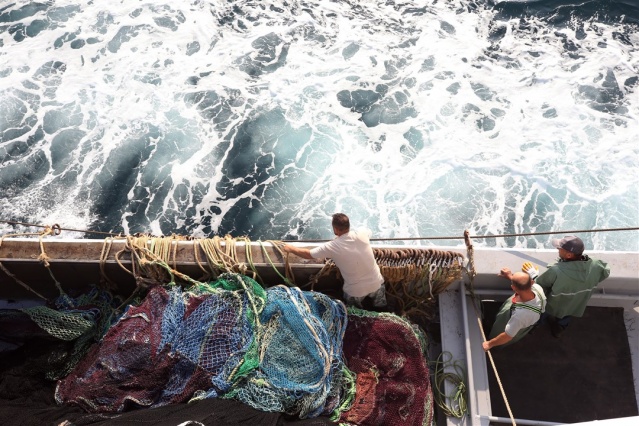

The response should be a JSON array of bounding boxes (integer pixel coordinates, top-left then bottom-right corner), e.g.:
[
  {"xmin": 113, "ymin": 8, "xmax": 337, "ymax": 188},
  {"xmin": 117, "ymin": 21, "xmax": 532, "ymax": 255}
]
[
  {"xmin": 258, "ymin": 240, "xmax": 294, "ymax": 287},
  {"xmin": 0, "ymin": 231, "xmax": 49, "ymax": 300},
  {"xmin": 99, "ymin": 237, "xmax": 121, "ymax": 289},
  {"xmin": 307, "ymin": 260, "xmax": 335, "ymax": 291},
  {"xmin": 236, "ymin": 236, "xmax": 259, "ymax": 281},
  {"xmin": 37, "ymin": 226, "xmax": 67, "ymax": 297},
  {"xmin": 98, "ymin": 235, "xmax": 277, "ymax": 290},
  {"xmin": 464, "ymin": 230, "xmax": 516, "ymax": 426},
  {"xmin": 192, "ymin": 239, "xmax": 211, "ymax": 280}
]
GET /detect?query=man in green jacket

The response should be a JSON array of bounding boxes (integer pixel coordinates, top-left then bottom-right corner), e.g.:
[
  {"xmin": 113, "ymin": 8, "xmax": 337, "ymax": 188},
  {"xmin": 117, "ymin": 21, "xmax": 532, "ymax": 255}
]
[{"xmin": 523, "ymin": 235, "xmax": 610, "ymax": 338}]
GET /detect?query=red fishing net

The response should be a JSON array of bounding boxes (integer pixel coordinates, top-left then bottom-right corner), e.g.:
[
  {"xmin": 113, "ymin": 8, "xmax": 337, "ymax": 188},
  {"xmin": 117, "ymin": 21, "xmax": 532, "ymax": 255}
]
[{"xmin": 340, "ymin": 310, "xmax": 434, "ymax": 426}]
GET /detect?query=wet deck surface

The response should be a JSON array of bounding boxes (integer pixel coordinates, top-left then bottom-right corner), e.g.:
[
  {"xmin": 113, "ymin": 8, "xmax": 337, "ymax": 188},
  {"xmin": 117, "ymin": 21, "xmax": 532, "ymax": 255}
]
[{"xmin": 482, "ymin": 304, "xmax": 638, "ymax": 423}]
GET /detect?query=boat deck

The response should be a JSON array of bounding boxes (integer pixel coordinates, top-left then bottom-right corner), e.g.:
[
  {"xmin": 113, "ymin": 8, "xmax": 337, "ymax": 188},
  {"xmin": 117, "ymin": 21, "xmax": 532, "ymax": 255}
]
[
  {"xmin": 483, "ymin": 302, "xmax": 638, "ymax": 423},
  {"xmin": 1, "ymin": 238, "xmax": 638, "ymax": 424},
  {"xmin": 438, "ymin": 247, "xmax": 639, "ymax": 426}
]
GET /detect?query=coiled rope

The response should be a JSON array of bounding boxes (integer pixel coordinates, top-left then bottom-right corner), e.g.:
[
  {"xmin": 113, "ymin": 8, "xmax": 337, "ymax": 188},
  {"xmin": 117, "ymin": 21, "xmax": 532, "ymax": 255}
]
[{"xmin": 431, "ymin": 351, "xmax": 468, "ymax": 418}]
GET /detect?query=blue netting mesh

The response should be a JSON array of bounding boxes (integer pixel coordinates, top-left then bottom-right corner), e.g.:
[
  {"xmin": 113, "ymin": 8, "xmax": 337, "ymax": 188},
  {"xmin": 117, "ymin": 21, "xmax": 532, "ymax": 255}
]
[{"xmin": 218, "ymin": 285, "xmax": 350, "ymax": 418}]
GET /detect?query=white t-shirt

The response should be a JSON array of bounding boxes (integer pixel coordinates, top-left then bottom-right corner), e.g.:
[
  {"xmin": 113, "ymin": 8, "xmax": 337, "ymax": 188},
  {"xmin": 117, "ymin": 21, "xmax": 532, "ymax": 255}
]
[
  {"xmin": 309, "ymin": 228, "xmax": 384, "ymax": 297},
  {"xmin": 504, "ymin": 284, "xmax": 547, "ymax": 337}
]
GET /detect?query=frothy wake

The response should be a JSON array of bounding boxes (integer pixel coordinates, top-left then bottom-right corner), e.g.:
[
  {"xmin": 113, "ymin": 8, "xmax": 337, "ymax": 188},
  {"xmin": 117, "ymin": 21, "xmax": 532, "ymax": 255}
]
[{"xmin": 0, "ymin": 0, "xmax": 637, "ymax": 251}]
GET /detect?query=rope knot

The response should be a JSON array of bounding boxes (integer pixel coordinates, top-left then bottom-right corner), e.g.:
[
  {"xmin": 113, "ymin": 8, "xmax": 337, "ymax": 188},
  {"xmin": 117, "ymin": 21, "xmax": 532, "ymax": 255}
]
[{"xmin": 38, "ymin": 252, "xmax": 51, "ymax": 268}]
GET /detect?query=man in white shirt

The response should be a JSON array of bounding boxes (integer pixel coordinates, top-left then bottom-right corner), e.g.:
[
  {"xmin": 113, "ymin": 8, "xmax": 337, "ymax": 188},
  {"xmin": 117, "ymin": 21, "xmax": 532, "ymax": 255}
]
[
  {"xmin": 282, "ymin": 213, "xmax": 386, "ymax": 308},
  {"xmin": 482, "ymin": 268, "xmax": 546, "ymax": 351}
]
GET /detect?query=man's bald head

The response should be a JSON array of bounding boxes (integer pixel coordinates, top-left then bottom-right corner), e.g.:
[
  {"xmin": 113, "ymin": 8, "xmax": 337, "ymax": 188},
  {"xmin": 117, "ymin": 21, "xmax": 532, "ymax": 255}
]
[{"xmin": 511, "ymin": 271, "xmax": 532, "ymax": 291}]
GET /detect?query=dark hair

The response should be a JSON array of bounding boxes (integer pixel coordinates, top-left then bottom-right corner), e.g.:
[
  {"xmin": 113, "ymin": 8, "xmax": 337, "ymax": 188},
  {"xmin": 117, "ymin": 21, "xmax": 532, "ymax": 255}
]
[{"xmin": 332, "ymin": 213, "xmax": 350, "ymax": 232}]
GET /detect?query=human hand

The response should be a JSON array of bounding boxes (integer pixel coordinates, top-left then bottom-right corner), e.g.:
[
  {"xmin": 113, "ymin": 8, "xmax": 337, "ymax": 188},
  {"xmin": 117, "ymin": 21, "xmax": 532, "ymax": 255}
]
[
  {"xmin": 522, "ymin": 262, "xmax": 539, "ymax": 281},
  {"xmin": 498, "ymin": 267, "xmax": 512, "ymax": 279},
  {"xmin": 482, "ymin": 341, "xmax": 491, "ymax": 352}
]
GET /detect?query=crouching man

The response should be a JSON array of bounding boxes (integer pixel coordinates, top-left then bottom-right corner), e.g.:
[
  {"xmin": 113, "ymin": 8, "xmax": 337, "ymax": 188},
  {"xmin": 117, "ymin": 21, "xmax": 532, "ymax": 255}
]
[{"xmin": 281, "ymin": 213, "xmax": 386, "ymax": 309}]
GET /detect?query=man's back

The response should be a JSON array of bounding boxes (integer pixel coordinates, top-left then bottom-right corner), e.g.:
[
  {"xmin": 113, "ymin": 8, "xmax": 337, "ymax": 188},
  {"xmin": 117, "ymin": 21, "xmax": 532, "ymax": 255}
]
[
  {"xmin": 536, "ymin": 256, "xmax": 610, "ymax": 318},
  {"xmin": 310, "ymin": 228, "xmax": 384, "ymax": 297}
]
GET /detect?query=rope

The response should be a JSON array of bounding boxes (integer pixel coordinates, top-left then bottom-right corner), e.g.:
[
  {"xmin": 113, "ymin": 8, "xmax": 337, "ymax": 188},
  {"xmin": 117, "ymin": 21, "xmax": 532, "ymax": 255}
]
[
  {"xmin": 431, "ymin": 351, "xmax": 468, "ymax": 418},
  {"xmin": 306, "ymin": 260, "xmax": 335, "ymax": 291},
  {"xmin": 0, "ymin": 225, "xmax": 73, "ymax": 302},
  {"xmin": 99, "ymin": 237, "xmax": 121, "ymax": 289},
  {"xmin": 100, "ymin": 235, "xmax": 277, "ymax": 292},
  {"xmin": 0, "ymin": 219, "xmax": 118, "ymax": 236},
  {"xmin": 0, "ymin": 231, "xmax": 49, "ymax": 300},
  {"xmin": 237, "ymin": 236, "xmax": 260, "ymax": 281},
  {"xmin": 280, "ymin": 226, "xmax": 639, "ymax": 243},
  {"xmin": 258, "ymin": 240, "xmax": 295, "ymax": 287},
  {"xmin": 2, "ymin": 218, "xmax": 637, "ymax": 242},
  {"xmin": 37, "ymin": 226, "xmax": 68, "ymax": 300},
  {"xmin": 463, "ymin": 230, "xmax": 516, "ymax": 426}
]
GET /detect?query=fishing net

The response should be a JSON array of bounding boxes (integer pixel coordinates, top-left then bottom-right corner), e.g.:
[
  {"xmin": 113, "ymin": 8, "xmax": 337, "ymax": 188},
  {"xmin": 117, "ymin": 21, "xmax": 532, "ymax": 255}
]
[
  {"xmin": 376, "ymin": 248, "xmax": 464, "ymax": 324},
  {"xmin": 15, "ymin": 287, "xmax": 123, "ymax": 380},
  {"xmin": 309, "ymin": 247, "xmax": 464, "ymax": 325},
  {"xmin": 54, "ymin": 274, "xmax": 353, "ymax": 419},
  {"xmin": 2, "ymin": 233, "xmax": 446, "ymax": 424},
  {"xmin": 340, "ymin": 308, "xmax": 434, "ymax": 426},
  {"xmin": 222, "ymin": 285, "xmax": 352, "ymax": 419},
  {"xmin": 55, "ymin": 273, "xmax": 266, "ymax": 412}
]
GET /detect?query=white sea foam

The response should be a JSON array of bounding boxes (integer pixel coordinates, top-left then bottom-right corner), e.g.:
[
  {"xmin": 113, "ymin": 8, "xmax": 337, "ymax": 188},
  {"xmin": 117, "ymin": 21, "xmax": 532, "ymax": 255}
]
[{"xmin": 0, "ymin": 0, "xmax": 637, "ymax": 251}]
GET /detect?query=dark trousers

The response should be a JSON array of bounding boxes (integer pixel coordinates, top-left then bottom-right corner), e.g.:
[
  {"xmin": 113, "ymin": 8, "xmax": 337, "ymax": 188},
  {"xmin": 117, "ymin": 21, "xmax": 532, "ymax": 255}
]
[{"xmin": 538, "ymin": 312, "xmax": 572, "ymax": 328}]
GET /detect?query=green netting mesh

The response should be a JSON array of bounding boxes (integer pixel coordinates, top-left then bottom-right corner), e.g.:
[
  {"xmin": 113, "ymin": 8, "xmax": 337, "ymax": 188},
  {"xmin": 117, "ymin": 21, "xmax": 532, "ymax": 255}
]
[
  {"xmin": 22, "ymin": 306, "xmax": 94, "ymax": 341},
  {"xmin": 55, "ymin": 275, "xmax": 353, "ymax": 419},
  {"xmin": 18, "ymin": 287, "xmax": 123, "ymax": 380}
]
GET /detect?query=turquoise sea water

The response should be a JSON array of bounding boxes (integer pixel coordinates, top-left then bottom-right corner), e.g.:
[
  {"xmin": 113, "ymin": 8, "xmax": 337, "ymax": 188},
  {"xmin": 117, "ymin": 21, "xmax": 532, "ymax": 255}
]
[{"xmin": 1, "ymin": 0, "xmax": 638, "ymax": 251}]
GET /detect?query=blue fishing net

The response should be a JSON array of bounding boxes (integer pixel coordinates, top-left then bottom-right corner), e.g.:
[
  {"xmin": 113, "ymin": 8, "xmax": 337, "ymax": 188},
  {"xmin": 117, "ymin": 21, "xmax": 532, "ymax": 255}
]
[{"xmin": 222, "ymin": 285, "xmax": 351, "ymax": 419}]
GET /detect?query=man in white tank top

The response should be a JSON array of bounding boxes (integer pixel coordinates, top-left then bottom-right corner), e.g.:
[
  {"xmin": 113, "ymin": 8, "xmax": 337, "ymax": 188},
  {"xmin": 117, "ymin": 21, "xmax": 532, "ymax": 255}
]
[
  {"xmin": 282, "ymin": 213, "xmax": 386, "ymax": 308},
  {"xmin": 482, "ymin": 269, "xmax": 546, "ymax": 351}
]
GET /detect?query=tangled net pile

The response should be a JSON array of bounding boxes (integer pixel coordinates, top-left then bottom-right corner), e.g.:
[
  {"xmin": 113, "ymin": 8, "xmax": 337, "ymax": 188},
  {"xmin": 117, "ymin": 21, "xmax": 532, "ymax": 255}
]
[
  {"xmin": 51, "ymin": 277, "xmax": 436, "ymax": 424},
  {"xmin": 55, "ymin": 274, "xmax": 354, "ymax": 419},
  {"xmin": 223, "ymin": 286, "xmax": 351, "ymax": 419},
  {"xmin": 2, "ymin": 234, "xmax": 441, "ymax": 423}
]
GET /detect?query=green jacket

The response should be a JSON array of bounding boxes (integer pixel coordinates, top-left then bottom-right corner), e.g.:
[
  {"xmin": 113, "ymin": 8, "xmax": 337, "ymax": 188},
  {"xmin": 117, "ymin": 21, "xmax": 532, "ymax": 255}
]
[{"xmin": 536, "ymin": 256, "xmax": 610, "ymax": 318}]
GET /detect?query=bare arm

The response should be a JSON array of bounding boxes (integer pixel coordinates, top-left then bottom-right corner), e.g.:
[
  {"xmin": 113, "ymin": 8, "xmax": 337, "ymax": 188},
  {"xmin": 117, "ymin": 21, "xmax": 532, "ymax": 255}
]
[
  {"xmin": 498, "ymin": 267, "xmax": 513, "ymax": 280},
  {"xmin": 482, "ymin": 332, "xmax": 513, "ymax": 351},
  {"xmin": 281, "ymin": 244, "xmax": 314, "ymax": 260}
]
